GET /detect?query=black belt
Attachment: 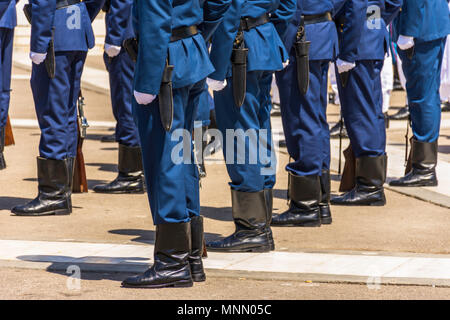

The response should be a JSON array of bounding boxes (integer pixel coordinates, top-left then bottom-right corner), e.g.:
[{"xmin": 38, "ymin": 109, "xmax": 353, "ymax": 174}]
[
  {"xmin": 239, "ymin": 13, "xmax": 270, "ymax": 31},
  {"xmin": 170, "ymin": 25, "xmax": 198, "ymax": 42},
  {"xmin": 304, "ymin": 12, "xmax": 332, "ymax": 25},
  {"xmin": 57, "ymin": 0, "xmax": 81, "ymax": 9}
]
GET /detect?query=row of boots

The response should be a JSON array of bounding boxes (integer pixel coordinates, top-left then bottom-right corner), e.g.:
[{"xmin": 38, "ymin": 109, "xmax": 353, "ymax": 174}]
[{"xmin": 10, "ymin": 144, "xmax": 145, "ymax": 216}]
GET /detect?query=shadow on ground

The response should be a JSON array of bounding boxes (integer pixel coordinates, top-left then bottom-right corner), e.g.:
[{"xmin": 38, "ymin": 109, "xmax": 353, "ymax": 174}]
[
  {"xmin": 109, "ymin": 228, "xmax": 222, "ymax": 244},
  {"xmin": 86, "ymin": 163, "xmax": 117, "ymax": 173},
  {"xmin": 0, "ymin": 197, "xmax": 32, "ymax": 210}
]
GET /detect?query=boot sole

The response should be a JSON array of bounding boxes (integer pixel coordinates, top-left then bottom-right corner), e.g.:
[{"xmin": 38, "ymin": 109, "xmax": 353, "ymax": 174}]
[
  {"xmin": 121, "ymin": 279, "xmax": 193, "ymax": 289},
  {"xmin": 271, "ymin": 221, "xmax": 321, "ymax": 227},
  {"xmin": 206, "ymin": 245, "xmax": 272, "ymax": 253},
  {"xmin": 192, "ymin": 273, "xmax": 206, "ymax": 282},
  {"xmin": 331, "ymin": 200, "xmax": 385, "ymax": 207},
  {"xmin": 93, "ymin": 189, "xmax": 145, "ymax": 194},
  {"xmin": 389, "ymin": 181, "xmax": 438, "ymax": 187},
  {"xmin": 12, "ymin": 208, "xmax": 72, "ymax": 216},
  {"xmin": 321, "ymin": 217, "xmax": 332, "ymax": 225}
]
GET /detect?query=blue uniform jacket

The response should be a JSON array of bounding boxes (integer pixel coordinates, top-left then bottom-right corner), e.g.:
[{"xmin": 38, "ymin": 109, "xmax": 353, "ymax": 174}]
[
  {"xmin": 0, "ymin": 0, "xmax": 17, "ymax": 29},
  {"xmin": 133, "ymin": 0, "xmax": 231, "ymax": 95},
  {"xmin": 393, "ymin": 0, "xmax": 450, "ymax": 43},
  {"xmin": 30, "ymin": 0, "xmax": 104, "ymax": 53},
  {"xmin": 209, "ymin": 0, "xmax": 295, "ymax": 81},
  {"xmin": 105, "ymin": 0, "xmax": 134, "ymax": 46},
  {"xmin": 274, "ymin": 0, "xmax": 341, "ymax": 61}
]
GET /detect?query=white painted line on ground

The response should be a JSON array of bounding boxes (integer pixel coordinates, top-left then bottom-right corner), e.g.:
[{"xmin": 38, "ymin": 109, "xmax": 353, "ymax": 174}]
[
  {"xmin": 11, "ymin": 118, "xmax": 115, "ymax": 129},
  {"xmin": 1, "ymin": 239, "xmax": 449, "ymax": 283}
]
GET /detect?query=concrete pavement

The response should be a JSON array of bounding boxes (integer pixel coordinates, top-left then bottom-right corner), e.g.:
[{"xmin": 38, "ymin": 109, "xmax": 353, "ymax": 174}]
[{"xmin": 1, "ymin": 52, "xmax": 450, "ymax": 298}]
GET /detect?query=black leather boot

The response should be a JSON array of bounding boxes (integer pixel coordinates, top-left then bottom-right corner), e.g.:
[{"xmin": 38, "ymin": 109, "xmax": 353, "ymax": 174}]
[
  {"xmin": 12, "ymin": 157, "xmax": 72, "ymax": 216},
  {"xmin": 272, "ymin": 173, "xmax": 321, "ymax": 227},
  {"xmin": 93, "ymin": 144, "xmax": 145, "ymax": 194},
  {"xmin": 331, "ymin": 155, "xmax": 387, "ymax": 206},
  {"xmin": 0, "ymin": 127, "xmax": 5, "ymax": 170},
  {"xmin": 389, "ymin": 139, "xmax": 438, "ymax": 187},
  {"xmin": 319, "ymin": 170, "xmax": 332, "ymax": 225},
  {"xmin": 189, "ymin": 215, "xmax": 206, "ymax": 282},
  {"xmin": 264, "ymin": 189, "xmax": 275, "ymax": 250},
  {"xmin": 206, "ymin": 189, "xmax": 274, "ymax": 252},
  {"xmin": 122, "ymin": 222, "xmax": 193, "ymax": 288},
  {"xmin": 389, "ymin": 106, "xmax": 409, "ymax": 120}
]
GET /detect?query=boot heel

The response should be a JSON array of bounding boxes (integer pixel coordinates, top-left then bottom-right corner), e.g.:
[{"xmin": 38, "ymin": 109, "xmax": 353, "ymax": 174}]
[
  {"xmin": 299, "ymin": 220, "xmax": 321, "ymax": 227},
  {"xmin": 54, "ymin": 208, "xmax": 72, "ymax": 215},
  {"xmin": 173, "ymin": 279, "xmax": 194, "ymax": 287},
  {"xmin": 369, "ymin": 200, "xmax": 386, "ymax": 206},
  {"xmin": 192, "ymin": 273, "xmax": 206, "ymax": 282},
  {"xmin": 321, "ymin": 217, "xmax": 332, "ymax": 225},
  {"xmin": 248, "ymin": 245, "xmax": 271, "ymax": 253}
]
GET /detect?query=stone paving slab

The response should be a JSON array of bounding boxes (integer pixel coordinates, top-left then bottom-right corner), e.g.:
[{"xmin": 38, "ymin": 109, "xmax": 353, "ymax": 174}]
[{"xmin": 1, "ymin": 239, "xmax": 450, "ymax": 287}]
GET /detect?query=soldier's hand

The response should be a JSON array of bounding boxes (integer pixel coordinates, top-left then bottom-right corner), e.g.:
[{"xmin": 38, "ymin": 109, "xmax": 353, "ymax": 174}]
[
  {"xmin": 104, "ymin": 43, "xmax": 122, "ymax": 58},
  {"xmin": 134, "ymin": 90, "xmax": 156, "ymax": 105},
  {"xmin": 29, "ymin": 52, "xmax": 47, "ymax": 65},
  {"xmin": 397, "ymin": 35, "xmax": 415, "ymax": 51},
  {"xmin": 282, "ymin": 59, "xmax": 290, "ymax": 69},
  {"xmin": 336, "ymin": 58, "xmax": 356, "ymax": 74},
  {"xmin": 207, "ymin": 78, "xmax": 227, "ymax": 91}
]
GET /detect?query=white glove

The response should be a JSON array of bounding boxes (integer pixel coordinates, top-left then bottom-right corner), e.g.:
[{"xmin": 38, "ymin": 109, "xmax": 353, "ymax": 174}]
[
  {"xmin": 282, "ymin": 59, "xmax": 290, "ymax": 69},
  {"xmin": 397, "ymin": 35, "xmax": 415, "ymax": 50},
  {"xmin": 207, "ymin": 78, "xmax": 227, "ymax": 91},
  {"xmin": 336, "ymin": 58, "xmax": 356, "ymax": 74},
  {"xmin": 134, "ymin": 90, "xmax": 156, "ymax": 105},
  {"xmin": 104, "ymin": 43, "xmax": 121, "ymax": 58},
  {"xmin": 29, "ymin": 52, "xmax": 47, "ymax": 65}
]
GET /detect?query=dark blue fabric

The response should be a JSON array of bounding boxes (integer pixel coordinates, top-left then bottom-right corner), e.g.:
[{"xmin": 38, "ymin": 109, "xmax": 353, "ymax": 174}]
[
  {"xmin": 398, "ymin": 37, "xmax": 446, "ymax": 143},
  {"xmin": 31, "ymin": 51, "xmax": 87, "ymax": 160},
  {"xmin": 213, "ymin": 70, "xmax": 276, "ymax": 192},
  {"xmin": 105, "ymin": 0, "xmax": 134, "ymax": 47},
  {"xmin": 132, "ymin": 80, "xmax": 205, "ymax": 224},
  {"xmin": 132, "ymin": 0, "xmax": 231, "ymax": 95},
  {"xmin": 336, "ymin": 60, "xmax": 386, "ymax": 157},
  {"xmin": 276, "ymin": 60, "xmax": 330, "ymax": 176},
  {"xmin": 0, "ymin": 27, "xmax": 13, "ymax": 128},
  {"xmin": 0, "ymin": 0, "xmax": 16, "ymax": 29},
  {"xmin": 29, "ymin": 0, "xmax": 103, "ymax": 53},
  {"xmin": 104, "ymin": 50, "xmax": 140, "ymax": 147},
  {"xmin": 194, "ymin": 83, "xmax": 211, "ymax": 128},
  {"xmin": 208, "ymin": 0, "xmax": 293, "ymax": 81},
  {"xmin": 393, "ymin": 0, "xmax": 450, "ymax": 43}
]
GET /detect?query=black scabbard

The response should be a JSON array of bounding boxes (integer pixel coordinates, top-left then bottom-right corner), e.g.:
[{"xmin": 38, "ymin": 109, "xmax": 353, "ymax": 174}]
[
  {"xmin": 159, "ymin": 60, "xmax": 174, "ymax": 132},
  {"xmin": 340, "ymin": 71, "xmax": 349, "ymax": 88},
  {"xmin": 405, "ymin": 46, "xmax": 415, "ymax": 60},
  {"xmin": 123, "ymin": 38, "xmax": 139, "ymax": 62},
  {"xmin": 231, "ymin": 31, "xmax": 247, "ymax": 107},
  {"xmin": 294, "ymin": 17, "xmax": 311, "ymax": 95},
  {"xmin": 45, "ymin": 28, "xmax": 56, "ymax": 79}
]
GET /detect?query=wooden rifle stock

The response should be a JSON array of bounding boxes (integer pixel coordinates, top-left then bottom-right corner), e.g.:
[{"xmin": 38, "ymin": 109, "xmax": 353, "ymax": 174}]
[
  {"xmin": 339, "ymin": 143, "xmax": 356, "ymax": 192},
  {"xmin": 72, "ymin": 92, "xmax": 88, "ymax": 193},
  {"xmin": 5, "ymin": 115, "xmax": 14, "ymax": 146}
]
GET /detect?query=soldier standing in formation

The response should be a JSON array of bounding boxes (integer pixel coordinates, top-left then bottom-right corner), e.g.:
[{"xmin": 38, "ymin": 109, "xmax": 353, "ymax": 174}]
[
  {"xmin": 205, "ymin": 0, "xmax": 296, "ymax": 253},
  {"xmin": 331, "ymin": 0, "xmax": 402, "ymax": 206},
  {"xmin": 92, "ymin": 0, "xmax": 145, "ymax": 194},
  {"xmin": 121, "ymin": 0, "xmax": 231, "ymax": 289},
  {"xmin": 11, "ymin": 0, "xmax": 104, "ymax": 216},
  {"xmin": 271, "ymin": 0, "xmax": 340, "ymax": 228},
  {"xmin": 0, "ymin": 0, "xmax": 17, "ymax": 170},
  {"xmin": 389, "ymin": 0, "xmax": 450, "ymax": 187}
]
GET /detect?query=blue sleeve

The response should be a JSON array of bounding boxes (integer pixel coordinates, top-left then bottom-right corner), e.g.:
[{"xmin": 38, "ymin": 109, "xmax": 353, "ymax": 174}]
[
  {"xmin": 396, "ymin": 0, "xmax": 424, "ymax": 37},
  {"xmin": 271, "ymin": 0, "xmax": 297, "ymax": 39},
  {"xmin": 208, "ymin": 0, "xmax": 244, "ymax": 81},
  {"xmin": 133, "ymin": 0, "xmax": 172, "ymax": 95},
  {"xmin": 339, "ymin": 0, "xmax": 368, "ymax": 62},
  {"xmin": 199, "ymin": 0, "xmax": 232, "ymax": 42},
  {"xmin": 84, "ymin": 0, "xmax": 105, "ymax": 21},
  {"xmin": 382, "ymin": 0, "xmax": 402, "ymax": 25},
  {"xmin": 105, "ymin": 0, "xmax": 133, "ymax": 46},
  {"xmin": 30, "ymin": 0, "xmax": 56, "ymax": 53}
]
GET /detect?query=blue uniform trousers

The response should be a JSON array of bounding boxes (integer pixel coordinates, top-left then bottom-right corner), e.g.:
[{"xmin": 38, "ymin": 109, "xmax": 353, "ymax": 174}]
[
  {"xmin": 132, "ymin": 80, "xmax": 204, "ymax": 225},
  {"xmin": 31, "ymin": 51, "xmax": 87, "ymax": 160},
  {"xmin": 398, "ymin": 38, "xmax": 446, "ymax": 143},
  {"xmin": 214, "ymin": 70, "xmax": 276, "ymax": 193},
  {"xmin": 194, "ymin": 82, "xmax": 211, "ymax": 129},
  {"xmin": 336, "ymin": 60, "xmax": 386, "ymax": 158},
  {"xmin": 0, "ymin": 27, "xmax": 13, "ymax": 128},
  {"xmin": 103, "ymin": 50, "xmax": 140, "ymax": 147},
  {"xmin": 276, "ymin": 60, "xmax": 330, "ymax": 176}
]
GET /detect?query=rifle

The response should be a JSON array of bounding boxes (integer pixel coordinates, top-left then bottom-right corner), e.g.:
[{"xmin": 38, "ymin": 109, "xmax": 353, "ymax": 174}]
[
  {"xmin": 72, "ymin": 91, "xmax": 89, "ymax": 193},
  {"xmin": 339, "ymin": 143, "xmax": 356, "ymax": 192},
  {"xmin": 5, "ymin": 115, "xmax": 14, "ymax": 146}
]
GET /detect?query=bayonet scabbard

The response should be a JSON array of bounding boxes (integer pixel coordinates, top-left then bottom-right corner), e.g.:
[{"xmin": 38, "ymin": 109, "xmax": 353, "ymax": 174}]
[{"xmin": 159, "ymin": 62, "xmax": 174, "ymax": 132}]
